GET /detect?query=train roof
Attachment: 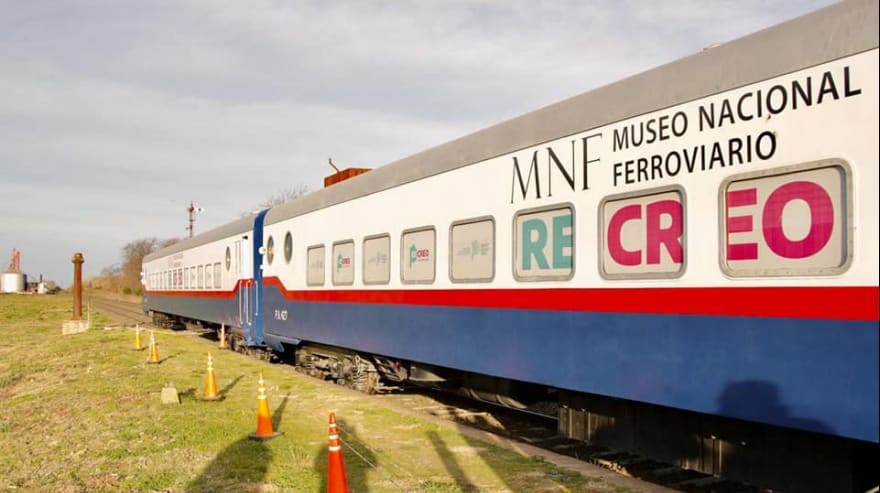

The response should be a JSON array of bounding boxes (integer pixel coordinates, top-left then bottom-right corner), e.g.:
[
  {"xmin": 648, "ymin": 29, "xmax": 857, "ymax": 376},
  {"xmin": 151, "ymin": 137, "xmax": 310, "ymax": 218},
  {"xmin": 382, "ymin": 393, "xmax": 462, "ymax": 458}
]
[
  {"xmin": 264, "ymin": 0, "xmax": 877, "ymax": 226},
  {"xmin": 144, "ymin": 214, "xmax": 257, "ymax": 262}
]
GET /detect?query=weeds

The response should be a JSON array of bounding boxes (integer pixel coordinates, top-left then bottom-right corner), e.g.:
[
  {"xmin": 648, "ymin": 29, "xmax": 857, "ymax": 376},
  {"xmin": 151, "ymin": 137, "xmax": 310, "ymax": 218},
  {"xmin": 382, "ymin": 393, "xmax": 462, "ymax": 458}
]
[{"xmin": 0, "ymin": 294, "xmax": 628, "ymax": 492}]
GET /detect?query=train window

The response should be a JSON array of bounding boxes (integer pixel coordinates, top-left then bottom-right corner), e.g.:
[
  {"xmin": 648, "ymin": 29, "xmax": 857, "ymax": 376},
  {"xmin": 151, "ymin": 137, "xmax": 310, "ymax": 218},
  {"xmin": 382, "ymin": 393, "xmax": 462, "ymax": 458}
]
[
  {"xmin": 363, "ymin": 234, "xmax": 390, "ymax": 285},
  {"xmin": 307, "ymin": 245, "xmax": 325, "ymax": 286},
  {"xmin": 450, "ymin": 217, "xmax": 495, "ymax": 283},
  {"xmin": 401, "ymin": 227, "xmax": 435, "ymax": 284},
  {"xmin": 190, "ymin": 267, "xmax": 196, "ymax": 289},
  {"xmin": 225, "ymin": 247, "xmax": 231, "ymax": 271},
  {"xmin": 167, "ymin": 271, "xmax": 172, "ymax": 290},
  {"xmin": 266, "ymin": 236, "xmax": 275, "ymax": 265},
  {"xmin": 184, "ymin": 267, "xmax": 190, "ymax": 289},
  {"xmin": 332, "ymin": 240, "xmax": 355, "ymax": 286},
  {"xmin": 513, "ymin": 203, "xmax": 574, "ymax": 281},
  {"xmin": 213, "ymin": 263, "xmax": 221, "ymax": 288},
  {"xmin": 599, "ymin": 186, "xmax": 686, "ymax": 280},
  {"xmin": 284, "ymin": 232, "xmax": 293, "ymax": 264},
  {"xmin": 720, "ymin": 160, "xmax": 852, "ymax": 277},
  {"xmin": 204, "ymin": 264, "xmax": 213, "ymax": 289},
  {"xmin": 198, "ymin": 265, "xmax": 204, "ymax": 289}
]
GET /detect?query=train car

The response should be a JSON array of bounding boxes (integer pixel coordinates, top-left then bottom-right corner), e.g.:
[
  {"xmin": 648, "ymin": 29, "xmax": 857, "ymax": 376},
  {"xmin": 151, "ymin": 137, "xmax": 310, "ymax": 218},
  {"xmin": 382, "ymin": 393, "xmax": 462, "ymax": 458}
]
[
  {"xmin": 257, "ymin": 1, "xmax": 878, "ymax": 491},
  {"xmin": 143, "ymin": 1, "xmax": 877, "ymax": 490},
  {"xmin": 142, "ymin": 211, "xmax": 269, "ymax": 347}
]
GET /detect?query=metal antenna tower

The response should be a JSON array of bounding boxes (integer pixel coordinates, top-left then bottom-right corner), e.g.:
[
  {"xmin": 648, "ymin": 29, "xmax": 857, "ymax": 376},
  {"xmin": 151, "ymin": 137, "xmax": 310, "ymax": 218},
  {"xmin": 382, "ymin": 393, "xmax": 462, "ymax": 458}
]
[{"xmin": 186, "ymin": 201, "xmax": 204, "ymax": 238}]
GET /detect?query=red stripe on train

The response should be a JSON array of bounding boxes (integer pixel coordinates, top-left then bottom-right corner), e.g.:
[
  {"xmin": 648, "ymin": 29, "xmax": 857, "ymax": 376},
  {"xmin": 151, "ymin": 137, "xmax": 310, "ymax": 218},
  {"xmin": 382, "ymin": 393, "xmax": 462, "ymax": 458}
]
[{"xmin": 261, "ymin": 277, "xmax": 878, "ymax": 321}]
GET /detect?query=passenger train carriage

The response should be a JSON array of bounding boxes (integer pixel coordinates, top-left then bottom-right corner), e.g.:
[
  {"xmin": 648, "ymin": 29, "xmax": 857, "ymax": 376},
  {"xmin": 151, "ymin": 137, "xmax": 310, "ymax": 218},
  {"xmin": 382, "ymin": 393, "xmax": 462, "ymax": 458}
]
[
  {"xmin": 143, "ymin": 211, "xmax": 268, "ymax": 346},
  {"xmin": 144, "ymin": 1, "xmax": 878, "ymax": 490}
]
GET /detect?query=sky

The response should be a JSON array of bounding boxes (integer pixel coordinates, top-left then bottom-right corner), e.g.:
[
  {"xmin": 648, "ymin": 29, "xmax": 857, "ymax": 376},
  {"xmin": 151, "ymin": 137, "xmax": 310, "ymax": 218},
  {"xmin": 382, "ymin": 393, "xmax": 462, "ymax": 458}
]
[{"xmin": 1, "ymin": 0, "xmax": 837, "ymax": 287}]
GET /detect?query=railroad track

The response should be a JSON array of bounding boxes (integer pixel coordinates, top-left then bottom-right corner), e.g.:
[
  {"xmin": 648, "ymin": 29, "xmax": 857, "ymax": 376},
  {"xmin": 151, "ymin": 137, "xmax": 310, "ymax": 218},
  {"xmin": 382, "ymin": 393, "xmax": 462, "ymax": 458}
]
[
  {"xmin": 376, "ymin": 390, "xmax": 766, "ymax": 493},
  {"xmin": 87, "ymin": 293, "xmax": 151, "ymax": 326},
  {"xmin": 89, "ymin": 294, "xmax": 767, "ymax": 492}
]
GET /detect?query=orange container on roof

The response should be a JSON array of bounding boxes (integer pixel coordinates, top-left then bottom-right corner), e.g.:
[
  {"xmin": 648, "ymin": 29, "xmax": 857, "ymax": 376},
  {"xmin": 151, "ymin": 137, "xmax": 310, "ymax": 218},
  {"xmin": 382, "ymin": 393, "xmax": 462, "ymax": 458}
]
[{"xmin": 324, "ymin": 167, "xmax": 370, "ymax": 188}]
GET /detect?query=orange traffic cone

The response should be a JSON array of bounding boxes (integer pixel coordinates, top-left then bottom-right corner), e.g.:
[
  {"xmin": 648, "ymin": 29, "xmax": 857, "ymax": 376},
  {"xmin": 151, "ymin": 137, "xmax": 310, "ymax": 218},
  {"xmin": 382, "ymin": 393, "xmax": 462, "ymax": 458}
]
[
  {"xmin": 132, "ymin": 325, "xmax": 144, "ymax": 351},
  {"xmin": 248, "ymin": 373, "xmax": 281, "ymax": 441},
  {"xmin": 147, "ymin": 331, "xmax": 160, "ymax": 364},
  {"xmin": 327, "ymin": 412, "xmax": 349, "ymax": 493},
  {"xmin": 218, "ymin": 324, "xmax": 228, "ymax": 350},
  {"xmin": 202, "ymin": 353, "xmax": 221, "ymax": 401}
]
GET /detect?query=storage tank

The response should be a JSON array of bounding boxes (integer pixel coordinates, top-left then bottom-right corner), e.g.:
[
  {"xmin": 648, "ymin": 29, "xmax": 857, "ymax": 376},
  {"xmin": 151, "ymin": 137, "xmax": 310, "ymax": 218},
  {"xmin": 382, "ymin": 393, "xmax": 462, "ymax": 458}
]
[{"xmin": 1, "ymin": 271, "xmax": 25, "ymax": 293}]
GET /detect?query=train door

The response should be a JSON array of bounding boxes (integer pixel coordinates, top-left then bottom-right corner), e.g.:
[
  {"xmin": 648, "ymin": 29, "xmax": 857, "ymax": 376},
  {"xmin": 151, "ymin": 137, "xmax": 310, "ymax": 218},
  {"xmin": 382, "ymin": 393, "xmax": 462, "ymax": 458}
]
[
  {"xmin": 235, "ymin": 210, "xmax": 269, "ymax": 347},
  {"xmin": 235, "ymin": 237, "xmax": 255, "ymax": 344},
  {"xmin": 249, "ymin": 210, "xmax": 269, "ymax": 347}
]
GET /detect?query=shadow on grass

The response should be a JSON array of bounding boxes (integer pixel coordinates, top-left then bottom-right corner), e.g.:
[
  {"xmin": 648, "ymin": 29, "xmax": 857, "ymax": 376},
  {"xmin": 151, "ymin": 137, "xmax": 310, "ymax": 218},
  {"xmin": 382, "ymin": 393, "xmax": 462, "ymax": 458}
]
[
  {"xmin": 143, "ymin": 351, "xmax": 180, "ymax": 365},
  {"xmin": 184, "ymin": 435, "xmax": 272, "ymax": 492},
  {"xmin": 272, "ymin": 394, "xmax": 289, "ymax": 431},
  {"xmin": 178, "ymin": 388, "xmax": 197, "ymax": 401},
  {"xmin": 427, "ymin": 430, "xmax": 479, "ymax": 492},
  {"xmin": 184, "ymin": 395, "xmax": 290, "ymax": 492},
  {"xmin": 219, "ymin": 374, "xmax": 244, "ymax": 399},
  {"xmin": 313, "ymin": 416, "xmax": 376, "ymax": 492}
]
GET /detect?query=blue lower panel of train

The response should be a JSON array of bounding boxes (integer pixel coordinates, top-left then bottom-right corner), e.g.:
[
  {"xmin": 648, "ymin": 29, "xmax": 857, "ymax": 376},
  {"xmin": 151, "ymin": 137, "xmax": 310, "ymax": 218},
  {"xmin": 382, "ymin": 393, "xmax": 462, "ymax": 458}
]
[
  {"xmin": 144, "ymin": 293, "xmax": 243, "ymax": 334},
  {"xmin": 261, "ymin": 288, "xmax": 878, "ymax": 444}
]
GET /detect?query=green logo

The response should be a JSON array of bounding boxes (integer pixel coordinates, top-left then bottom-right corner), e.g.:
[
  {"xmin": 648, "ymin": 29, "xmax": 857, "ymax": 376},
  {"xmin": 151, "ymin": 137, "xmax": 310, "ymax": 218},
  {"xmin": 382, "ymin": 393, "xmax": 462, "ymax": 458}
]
[{"xmin": 408, "ymin": 244, "xmax": 417, "ymax": 267}]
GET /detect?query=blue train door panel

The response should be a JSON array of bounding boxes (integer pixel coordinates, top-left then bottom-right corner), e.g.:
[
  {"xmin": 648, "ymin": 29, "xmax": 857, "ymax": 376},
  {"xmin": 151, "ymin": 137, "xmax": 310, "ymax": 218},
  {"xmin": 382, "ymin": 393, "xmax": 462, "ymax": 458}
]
[{"xmin": 239, "ymin": 210, "xmax": 268, "ymax": 347}]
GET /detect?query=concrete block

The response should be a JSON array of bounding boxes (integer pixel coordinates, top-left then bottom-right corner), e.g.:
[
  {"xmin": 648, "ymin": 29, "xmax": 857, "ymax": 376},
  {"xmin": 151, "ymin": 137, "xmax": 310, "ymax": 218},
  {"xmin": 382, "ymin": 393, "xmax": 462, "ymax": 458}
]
[
  {"xmin": 161, "ymin": 383, "xmax": 180, "ymax": 404},
  {"xmin": 61, "ymin": 319, "xmax": 89, "ymax": 335}
]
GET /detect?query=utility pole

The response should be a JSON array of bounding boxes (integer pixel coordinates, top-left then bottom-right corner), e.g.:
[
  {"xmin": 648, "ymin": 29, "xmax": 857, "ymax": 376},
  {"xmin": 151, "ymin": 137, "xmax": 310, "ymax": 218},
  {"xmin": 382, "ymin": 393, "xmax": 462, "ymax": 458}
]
[{"xmin": 187, "ymin": 201, "xmax": 204, "ymax": 238}]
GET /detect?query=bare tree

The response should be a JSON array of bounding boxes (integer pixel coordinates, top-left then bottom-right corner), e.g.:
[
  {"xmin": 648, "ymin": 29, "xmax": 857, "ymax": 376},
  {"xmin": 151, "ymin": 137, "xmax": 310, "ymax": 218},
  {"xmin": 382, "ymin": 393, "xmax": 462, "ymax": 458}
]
[
  {"xmin": 89, "ymin": 237, "xmax": 179, "ymax": 294},
  {"xmin": 243, "ymin": 185, "xmax": 310, "ymax": 216},
  {"xmin": 120, "ymin": 238, "xmax": 160, "ymax": 292},
  {"xmin": 159, "ymin": 237, "xmax": 182, "ymax": 248}
]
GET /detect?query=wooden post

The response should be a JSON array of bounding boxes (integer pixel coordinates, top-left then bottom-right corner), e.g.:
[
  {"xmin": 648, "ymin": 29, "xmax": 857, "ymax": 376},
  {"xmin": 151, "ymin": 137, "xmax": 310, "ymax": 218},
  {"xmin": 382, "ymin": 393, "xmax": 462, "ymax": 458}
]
[{"xmin": 72, "ymin": 253, "xmax": 84, "ymax": 320}]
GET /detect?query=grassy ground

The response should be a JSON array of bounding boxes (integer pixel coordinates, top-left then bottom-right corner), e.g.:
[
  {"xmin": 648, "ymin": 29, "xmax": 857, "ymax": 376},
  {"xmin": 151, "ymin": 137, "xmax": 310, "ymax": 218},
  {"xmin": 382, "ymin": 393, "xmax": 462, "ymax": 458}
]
[{"xmin": 0, "ymin": 294, "xmax": 631, "ymax": 493}]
